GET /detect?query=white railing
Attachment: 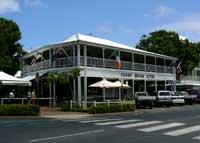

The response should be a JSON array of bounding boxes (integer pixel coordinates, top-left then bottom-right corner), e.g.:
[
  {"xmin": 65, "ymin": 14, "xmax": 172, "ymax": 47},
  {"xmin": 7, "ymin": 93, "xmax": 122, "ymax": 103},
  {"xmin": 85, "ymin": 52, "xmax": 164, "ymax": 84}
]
[
  {"xmin": 23, "ymin": 56, "xmax": 174, "ymax": 74},
  {"xmin": 146, "ymin": 64, "xmax": 156, "ymax": 72},
  {"xmin": 53, "ymin": 57, "xmax": 74, "ymax": 68},
  {"xmin": 23, "ymin": 60, "xmax": 50, "ymax": 74},
  {"xmin": 134, "ymin": 62, "xmax": 145, "ymax": 71},
  {"xmin": 180, "ymin": 75, "xmax": 200, "ymax": 81},
  {"xmin": 156, "ymin": 65, "xmax": 165, "ymax": 73},
  {"xmin": 1, "ymin": 97, "xmax": 52, "ymax": 105},
  {"xmin": 64, "ymin": 100, "xmax": 135, "ymax": 109},
  {"xmin": 87, "ymin": 56, "xmax": 103, "ymax": 67}
]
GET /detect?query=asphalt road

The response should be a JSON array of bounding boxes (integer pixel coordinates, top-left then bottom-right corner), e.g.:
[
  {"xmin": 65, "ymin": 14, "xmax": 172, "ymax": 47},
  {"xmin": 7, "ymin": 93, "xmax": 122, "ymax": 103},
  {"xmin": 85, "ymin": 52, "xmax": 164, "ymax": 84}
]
[{"xmin": 1, "ymin": 105, "xmax": 200, "ymax": 143}]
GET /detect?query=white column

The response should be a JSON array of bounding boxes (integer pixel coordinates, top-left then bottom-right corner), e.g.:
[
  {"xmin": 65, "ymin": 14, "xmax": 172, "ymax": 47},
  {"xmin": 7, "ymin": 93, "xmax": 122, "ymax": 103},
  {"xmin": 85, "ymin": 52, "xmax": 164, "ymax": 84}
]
[
  {"xmin": 77, "ymin": 44, "xmax": 82, "ymax": 105},
  {"xmin": 164, "ymin": 80, "xmax": 166, "ymax": 90},
  {"xmin": 155, "ymin": 80, "xmax": 157, "ymax": 92},
  {"xmin": 73, "ymin": 78, "xmax": 76, "ymax": 101},
  {"xmin": 83, "ymin": 45, "xmax": 87, "ymax": 109},
  {"xmin": 77, "ymin": 44, "xmax": 80, "ymax": 66},
  {"xmin": 144, "ymin": 80, "xmax": 146, "ymax": 92},
  {"xmin": 132, "ymin": 79, "xmax": 135, "ymax": 98},
  {"xmin": 77, "ymin": 76, "xmax": 82, "ymax": 104},
  {"xmin": 103, "ymin": 88, "xmax": 106, "ymax": 101},
  {"xmin": 49, "ymin": 82, "xmax": 52, "ymax": 107},
  {"xmin": 53, "ymin": 82, "xmax": 56, "ymax": 107},
  {"xmin": 144, "ymin": 55, "xmax": 146, "ymax": 72}
]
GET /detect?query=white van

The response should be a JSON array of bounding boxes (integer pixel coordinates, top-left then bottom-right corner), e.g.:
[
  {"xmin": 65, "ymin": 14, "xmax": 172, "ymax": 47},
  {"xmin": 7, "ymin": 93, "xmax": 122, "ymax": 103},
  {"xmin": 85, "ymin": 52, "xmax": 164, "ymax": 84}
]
[{"xmin": 155, "ymin": 90, "xmax": 172, "ymax": 107}]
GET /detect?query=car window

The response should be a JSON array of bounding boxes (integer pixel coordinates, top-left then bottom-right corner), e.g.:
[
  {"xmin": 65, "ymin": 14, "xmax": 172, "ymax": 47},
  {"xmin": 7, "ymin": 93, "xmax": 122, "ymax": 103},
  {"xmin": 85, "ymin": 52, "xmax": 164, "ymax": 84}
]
[
  {"xmin": 159, "ymin": 92, "xmax": 170, "ymax": 96},
  {"xmin": 174, "ymin": 92, "xmax": 183, "ymax": 96}
]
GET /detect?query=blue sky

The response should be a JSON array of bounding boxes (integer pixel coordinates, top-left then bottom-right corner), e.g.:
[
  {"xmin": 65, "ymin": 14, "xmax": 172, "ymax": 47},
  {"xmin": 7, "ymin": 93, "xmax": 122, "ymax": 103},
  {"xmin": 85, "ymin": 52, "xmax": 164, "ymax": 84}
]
[{"xmin": 1, "ymin": 0, "xmax": 200, "ymax": 51}]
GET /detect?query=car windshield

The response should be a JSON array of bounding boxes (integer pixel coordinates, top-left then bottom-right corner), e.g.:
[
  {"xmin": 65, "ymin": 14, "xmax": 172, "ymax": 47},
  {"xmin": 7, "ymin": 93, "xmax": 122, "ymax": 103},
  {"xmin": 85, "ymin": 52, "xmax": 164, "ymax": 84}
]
[
  {"xmin": 182, "ymin": 92, "xmax": 189, "ymax": 96},
  {"xmin": 174, "ymin": 92, "xmax": 183, "ymax": 96},
  {"xmin": 159, "ymin": 92, "xmax": 170, "ymax": 96}
]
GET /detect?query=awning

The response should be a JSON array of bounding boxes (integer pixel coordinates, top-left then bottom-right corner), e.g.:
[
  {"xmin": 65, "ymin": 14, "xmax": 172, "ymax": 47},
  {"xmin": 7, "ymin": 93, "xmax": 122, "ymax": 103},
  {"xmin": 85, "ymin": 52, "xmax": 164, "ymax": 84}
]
[
  {"xmin": 0, "ymin": 71, "xmax": 31, "ymax": 86},
  {"xmin": 21, "ymin": 71, "xmax": 47, "ymax": 81},
  {"xmin": 21, "ymin": 75, "xmax": 35, "ymax": 81},
  {"xmin": 2, "ymin": 80, "xmax": 31, "ymax": 86}
]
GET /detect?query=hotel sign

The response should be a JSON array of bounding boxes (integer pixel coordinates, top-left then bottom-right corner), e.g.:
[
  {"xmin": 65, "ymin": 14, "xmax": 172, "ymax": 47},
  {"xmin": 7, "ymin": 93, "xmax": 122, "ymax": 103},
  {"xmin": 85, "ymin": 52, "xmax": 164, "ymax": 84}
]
[
  {"xmin": 121, "ymin": 72, "xmax": 133, "ymax": 78},
  {"xmin": 135, "ymin": 74, "xmax": 144, "ymax": 78},
  {"xmin": 146, "ymin": 74, "xmax": 155, "ymax": 79}
]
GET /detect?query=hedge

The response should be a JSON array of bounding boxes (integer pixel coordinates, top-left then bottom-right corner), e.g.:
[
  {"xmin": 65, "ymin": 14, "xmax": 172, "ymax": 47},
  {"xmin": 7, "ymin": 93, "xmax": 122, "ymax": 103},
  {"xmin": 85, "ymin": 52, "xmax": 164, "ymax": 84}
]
[
  {"xmin": 0, "ymin": 104, "xmax": 40, "ymax": 116},
  {"xmin": 88, "ymin": 101, "xmax": 136, "ymax": 114}
]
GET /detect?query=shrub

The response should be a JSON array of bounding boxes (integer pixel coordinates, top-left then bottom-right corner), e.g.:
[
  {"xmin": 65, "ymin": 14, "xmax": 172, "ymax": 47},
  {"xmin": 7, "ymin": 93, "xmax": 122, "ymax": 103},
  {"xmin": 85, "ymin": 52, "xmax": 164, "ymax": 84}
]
[
  {"xmin": 109, "ymin": 104, "xmax": 122, "ymax": 112},
  {"xmin": 88, "ymin": 104, "xmax": 108, "ymax": 114},
  {"xmin": 60, "ymin": 103, "xmax": 83, "ymax": 112},
  {"xmin": 88, "ymin": 101, "xmax": 136, "ymax": 114},
  {"xmin": 0, "ymin": 104, "xmax": 40, "ymax": 116},
  {"xmin": 121, "ymin": 101, "xmax": 136, "ymax": 112}
]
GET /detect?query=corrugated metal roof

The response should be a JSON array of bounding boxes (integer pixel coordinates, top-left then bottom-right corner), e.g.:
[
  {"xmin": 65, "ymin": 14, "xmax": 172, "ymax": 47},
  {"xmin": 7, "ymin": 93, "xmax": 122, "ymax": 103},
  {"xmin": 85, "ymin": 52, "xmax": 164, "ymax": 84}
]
[{"xmin": 23, "ymin": 33, "xmax": 177, "ymax": 60}]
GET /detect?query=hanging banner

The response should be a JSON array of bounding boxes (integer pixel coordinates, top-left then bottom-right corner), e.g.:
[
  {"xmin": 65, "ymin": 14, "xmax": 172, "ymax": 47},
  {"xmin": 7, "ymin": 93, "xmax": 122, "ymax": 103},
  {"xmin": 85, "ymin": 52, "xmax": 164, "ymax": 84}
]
[{"xmin": 115, "ymin": 50, "xmax": 121, "ymax": 69}]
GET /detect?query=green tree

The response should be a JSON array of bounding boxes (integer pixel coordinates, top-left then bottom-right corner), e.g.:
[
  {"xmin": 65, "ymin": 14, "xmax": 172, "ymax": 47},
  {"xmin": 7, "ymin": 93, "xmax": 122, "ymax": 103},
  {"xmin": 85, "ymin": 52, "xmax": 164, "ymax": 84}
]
[
  {"xmin": 0, "ymin": 17, "xmax": 26, "ymax": 75},
  {"xmin": 47, "ymin": 68, "xmax": 81, "ymax": 105},
  {"xmin": 136, "ymin": 30, "xmax": 200, "ymax": 75}
]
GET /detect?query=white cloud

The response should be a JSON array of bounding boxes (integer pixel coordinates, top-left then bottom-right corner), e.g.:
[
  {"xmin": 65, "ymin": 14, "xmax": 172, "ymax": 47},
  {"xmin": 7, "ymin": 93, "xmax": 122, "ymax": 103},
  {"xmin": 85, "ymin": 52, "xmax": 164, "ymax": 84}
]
[
  {"xmin": 0, "ymin": 0, "xmax": 20, "ymax": 14},
  {"xmin": 179, "ymin": 35, "xmax": 187, "ymax": 40},
  {"xmin": 158, "ymin": 14, "xmax": 200, "ymax": 42},
  {"xmin": 25, "ymin": 0, "xmax": 42, "ymax": 7},
  {"xmin": 154, "ymin": 5, "xmax": 175, "ymax": 17}
]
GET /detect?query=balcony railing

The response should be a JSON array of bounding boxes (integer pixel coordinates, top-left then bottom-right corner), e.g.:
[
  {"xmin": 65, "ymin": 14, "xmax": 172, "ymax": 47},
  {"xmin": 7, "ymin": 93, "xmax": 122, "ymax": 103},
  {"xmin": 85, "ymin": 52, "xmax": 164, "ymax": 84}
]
[
  {"xmin": 180, "ymin": 75, "xmax": 200, "ymax": 81},
  {"xmin": 22, "ymin": 56, "xmax": 174, "ymax": 74}
]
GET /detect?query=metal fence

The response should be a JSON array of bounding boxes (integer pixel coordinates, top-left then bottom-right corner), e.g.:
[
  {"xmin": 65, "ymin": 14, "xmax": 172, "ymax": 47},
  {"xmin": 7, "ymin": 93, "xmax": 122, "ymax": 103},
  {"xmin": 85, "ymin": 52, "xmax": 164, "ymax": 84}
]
[
  {"xmin": 23, "ymin": 56, "xmax": 174, "ymax": 74},
  {"xmin": 61, "ymin": 100, "xmax": 135, "ymax": 110},
  {"xmin": 1, "ymin": 98, "xmax": 52, "ymax": 106}
]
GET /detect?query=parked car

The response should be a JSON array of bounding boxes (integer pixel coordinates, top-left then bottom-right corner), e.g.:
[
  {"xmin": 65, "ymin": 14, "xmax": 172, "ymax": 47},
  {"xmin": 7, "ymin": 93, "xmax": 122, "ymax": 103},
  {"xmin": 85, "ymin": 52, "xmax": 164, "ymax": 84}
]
[
  {"xmin": 170, "ymin": 91, "xmax": 185, "ymax": 105},
  {"xmin": 187, "ymin": 89, "xmax": 200, "ymax": 103},
  {"xmin": 154, "ymin": 90, "xmax": 172, "ymax": 107},
  {"xmin": 135, "ymin": 92, "xmax": 156, "ymax": 109},
  {"xmin": 181, "ymin": 91, "xmax": 196, "ymax": 105}
]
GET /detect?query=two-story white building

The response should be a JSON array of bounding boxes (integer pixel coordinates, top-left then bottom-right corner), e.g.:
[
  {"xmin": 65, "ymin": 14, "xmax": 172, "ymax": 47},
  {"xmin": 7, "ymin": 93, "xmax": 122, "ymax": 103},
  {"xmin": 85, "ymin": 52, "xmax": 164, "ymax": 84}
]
[{"xmin": 21, "ymin": 34, "xmax": 177, "ymax": 106}]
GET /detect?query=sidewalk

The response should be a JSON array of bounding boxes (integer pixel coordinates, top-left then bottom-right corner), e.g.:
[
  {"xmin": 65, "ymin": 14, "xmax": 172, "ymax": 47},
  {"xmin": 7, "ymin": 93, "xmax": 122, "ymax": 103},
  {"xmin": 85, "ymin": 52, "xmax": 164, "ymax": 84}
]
[{"xmin": 40, "ymin": 106, "xmax": 91, "ymax": 119}]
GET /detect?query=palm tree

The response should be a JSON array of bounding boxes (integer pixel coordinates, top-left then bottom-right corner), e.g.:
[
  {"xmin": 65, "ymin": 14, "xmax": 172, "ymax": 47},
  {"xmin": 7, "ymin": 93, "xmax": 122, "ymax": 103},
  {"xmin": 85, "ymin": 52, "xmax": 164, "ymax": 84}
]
[{"xmin": 47, "ymin": 68, "xmax": 81, "ymax": 107}]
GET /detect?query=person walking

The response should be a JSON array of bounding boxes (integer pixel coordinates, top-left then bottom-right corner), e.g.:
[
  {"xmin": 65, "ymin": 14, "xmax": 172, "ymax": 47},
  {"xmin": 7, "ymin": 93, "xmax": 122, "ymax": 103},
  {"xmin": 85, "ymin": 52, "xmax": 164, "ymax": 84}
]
[
  {"xmin": 9, "ymin": 89, "xmax": 15, "ymax": 103},
  {"xmin": 31, "ymin": 89, "xmax": 37, "ymax": 105},
  {"xmin": 27, "ymin": 90, "xmax": 32, "ymax": 104}
]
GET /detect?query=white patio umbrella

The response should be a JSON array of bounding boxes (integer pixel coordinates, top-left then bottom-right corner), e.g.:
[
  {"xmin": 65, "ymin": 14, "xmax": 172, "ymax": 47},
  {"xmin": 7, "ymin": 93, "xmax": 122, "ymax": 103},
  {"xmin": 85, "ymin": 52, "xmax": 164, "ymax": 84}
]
[
  {"xmin": 112, "ymin": 81, "xmax": 130, "ymax": 88},
  {"xmin": 112, "ymin": 81, "xmax": 130, "ymax": 101},
  {"xmin": 89, "ymin": 79, "xmax": 113, "ymax": 101}
]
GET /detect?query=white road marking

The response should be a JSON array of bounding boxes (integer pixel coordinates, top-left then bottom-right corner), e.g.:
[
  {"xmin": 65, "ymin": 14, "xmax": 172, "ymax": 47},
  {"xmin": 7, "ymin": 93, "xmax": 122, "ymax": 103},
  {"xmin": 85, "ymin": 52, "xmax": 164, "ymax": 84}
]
[
  {"xmin": 80, "ymin": 118, "xmax": 122, "ymax": 123},
  {"xmin": 29, "ymin": 129, "xmax": 104, "ymax": 142},
  {"xmin": 192, "ymin": 135, "xmax": 200, "ymax": 140},
  {"xmin": 164, "ymin": 125, "xmax": 200, "ymax": 136},
  {"xmin": 95, "ymin": 119, "xmax": 142, "ymax": 125},
  {"xmin": 138, "ymin": 122, "xmax": 185, "ymax": 132},
  {"xmin": 115, "ymin": 121, "xmax": 163, "ymax": 129}
]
